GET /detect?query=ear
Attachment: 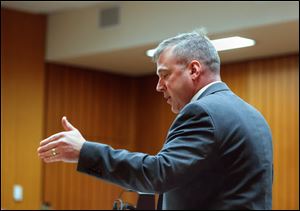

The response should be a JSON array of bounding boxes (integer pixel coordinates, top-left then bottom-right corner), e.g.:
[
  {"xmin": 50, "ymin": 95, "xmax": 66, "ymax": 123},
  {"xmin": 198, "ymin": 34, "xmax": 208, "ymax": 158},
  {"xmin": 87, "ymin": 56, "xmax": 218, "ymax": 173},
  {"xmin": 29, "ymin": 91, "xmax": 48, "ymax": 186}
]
[{"xmin": 189, "ymin": 60, "xmax": 202, "ymax": 80}]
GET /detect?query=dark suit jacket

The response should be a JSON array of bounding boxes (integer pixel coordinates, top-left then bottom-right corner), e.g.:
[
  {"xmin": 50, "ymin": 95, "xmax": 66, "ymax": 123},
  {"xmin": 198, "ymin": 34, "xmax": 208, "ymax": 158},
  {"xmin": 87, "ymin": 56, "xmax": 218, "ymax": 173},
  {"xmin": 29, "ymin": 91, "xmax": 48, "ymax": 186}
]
[{"xmin": 77, "ymin": 82, "xmax": 273, "ymax": 210}]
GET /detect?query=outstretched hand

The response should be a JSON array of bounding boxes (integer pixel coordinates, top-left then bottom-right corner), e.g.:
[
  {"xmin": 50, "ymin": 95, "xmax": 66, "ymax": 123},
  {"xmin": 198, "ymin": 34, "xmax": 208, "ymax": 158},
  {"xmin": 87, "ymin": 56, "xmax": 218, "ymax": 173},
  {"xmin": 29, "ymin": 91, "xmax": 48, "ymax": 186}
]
[{"xmin": 37, "ymin": 116, "xmax": 86, "ymax": 163}]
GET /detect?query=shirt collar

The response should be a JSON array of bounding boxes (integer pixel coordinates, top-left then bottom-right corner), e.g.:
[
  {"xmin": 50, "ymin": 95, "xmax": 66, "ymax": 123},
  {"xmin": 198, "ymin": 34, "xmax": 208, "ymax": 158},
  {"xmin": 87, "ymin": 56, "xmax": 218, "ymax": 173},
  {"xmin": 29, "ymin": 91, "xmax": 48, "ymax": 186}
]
[{"xmin": 190, "ymin": 81, "xmax": 222, "ymax": 103}]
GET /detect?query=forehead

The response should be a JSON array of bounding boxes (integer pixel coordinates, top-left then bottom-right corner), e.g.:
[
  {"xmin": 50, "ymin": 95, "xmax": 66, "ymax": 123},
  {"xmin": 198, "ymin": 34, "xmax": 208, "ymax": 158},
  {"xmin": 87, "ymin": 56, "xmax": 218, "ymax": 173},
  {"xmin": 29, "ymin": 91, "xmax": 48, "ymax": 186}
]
[{"xmin": 156, "ymin": 47, "xmax": 177, "ymax": 75}]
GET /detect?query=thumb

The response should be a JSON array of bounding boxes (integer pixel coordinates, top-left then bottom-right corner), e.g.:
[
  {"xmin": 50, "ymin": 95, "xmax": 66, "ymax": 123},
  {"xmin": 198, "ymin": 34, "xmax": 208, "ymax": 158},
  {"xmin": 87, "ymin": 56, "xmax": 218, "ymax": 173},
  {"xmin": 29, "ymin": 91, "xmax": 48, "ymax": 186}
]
[{"xmin": 62, "ymin": 116, "xmax": 76, "ymax": 131}]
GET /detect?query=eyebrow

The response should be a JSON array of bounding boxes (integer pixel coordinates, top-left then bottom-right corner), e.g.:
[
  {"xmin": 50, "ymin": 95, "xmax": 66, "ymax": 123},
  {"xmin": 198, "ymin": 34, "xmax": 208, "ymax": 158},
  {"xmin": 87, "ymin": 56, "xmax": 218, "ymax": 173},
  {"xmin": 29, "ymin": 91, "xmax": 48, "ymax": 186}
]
[{"xmin": 156, "ymin": 68, "xmax": 169, "ymax": 75}]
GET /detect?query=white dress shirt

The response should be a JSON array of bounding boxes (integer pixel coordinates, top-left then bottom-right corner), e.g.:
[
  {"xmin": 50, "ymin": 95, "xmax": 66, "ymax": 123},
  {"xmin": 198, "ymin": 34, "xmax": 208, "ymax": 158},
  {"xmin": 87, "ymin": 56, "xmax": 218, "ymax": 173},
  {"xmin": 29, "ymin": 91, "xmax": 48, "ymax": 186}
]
[{"xmin": 190, "ymin": 81, "xmax": 222, "ymax": 103}]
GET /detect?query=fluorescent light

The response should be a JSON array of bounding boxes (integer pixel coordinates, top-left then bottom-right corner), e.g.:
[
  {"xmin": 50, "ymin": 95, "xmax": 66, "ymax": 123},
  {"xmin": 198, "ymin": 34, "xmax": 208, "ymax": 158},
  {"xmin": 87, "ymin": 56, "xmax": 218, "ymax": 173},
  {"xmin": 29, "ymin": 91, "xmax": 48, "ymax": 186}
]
[
  {"xmin": 146, "ymin": 49, "xmax": 156, "ymax": 57},
  {"xmin": 211, "ymin": 36, "xmax": 255, "ymax": 52},
  {"xmin": 146, "ymin": 36, "xmax": 255, "ymax": 57}
]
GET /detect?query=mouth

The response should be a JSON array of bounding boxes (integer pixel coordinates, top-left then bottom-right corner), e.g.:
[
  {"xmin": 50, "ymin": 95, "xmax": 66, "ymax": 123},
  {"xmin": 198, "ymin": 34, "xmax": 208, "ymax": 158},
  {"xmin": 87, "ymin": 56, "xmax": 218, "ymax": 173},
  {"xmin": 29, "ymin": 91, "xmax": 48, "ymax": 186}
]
[{"xmin": 165, "ymin": 96, "xmax": 171, "ymax": 104}]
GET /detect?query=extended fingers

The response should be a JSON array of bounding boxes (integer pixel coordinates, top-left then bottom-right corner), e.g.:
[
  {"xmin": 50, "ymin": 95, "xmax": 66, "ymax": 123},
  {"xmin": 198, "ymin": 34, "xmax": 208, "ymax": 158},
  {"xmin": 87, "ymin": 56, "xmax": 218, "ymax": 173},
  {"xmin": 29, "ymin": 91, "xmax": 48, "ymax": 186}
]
[
  {"xmin": 38, "ymin": 147, "xmax": 58, "ymax": 158},
  {"xmin": 40, "ymin": 132, "xmax": 65, "ymax": 147},
  {"xmin": 38, "ymin": 139, "xmax": 61, "ymax": 154},
  {"xmin": 42, "ymin": 150, "xmax": 62, "ymax": 163}
]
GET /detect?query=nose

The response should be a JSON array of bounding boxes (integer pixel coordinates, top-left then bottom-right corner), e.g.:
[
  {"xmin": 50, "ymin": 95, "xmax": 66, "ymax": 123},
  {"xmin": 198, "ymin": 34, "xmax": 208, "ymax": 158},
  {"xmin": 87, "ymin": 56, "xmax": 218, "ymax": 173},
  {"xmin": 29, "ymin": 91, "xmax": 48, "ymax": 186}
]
[{"xmin": 156, "ymin": 78, "xmax": 165, "ymax": 92}]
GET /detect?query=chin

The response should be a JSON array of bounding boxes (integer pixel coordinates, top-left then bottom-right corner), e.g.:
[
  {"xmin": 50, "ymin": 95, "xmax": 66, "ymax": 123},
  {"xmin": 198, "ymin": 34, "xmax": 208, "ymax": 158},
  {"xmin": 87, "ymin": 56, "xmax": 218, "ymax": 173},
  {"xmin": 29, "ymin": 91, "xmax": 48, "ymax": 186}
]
[{"xmin": 171, "ymin": 107, "xmax": 180, "ymax": 114}]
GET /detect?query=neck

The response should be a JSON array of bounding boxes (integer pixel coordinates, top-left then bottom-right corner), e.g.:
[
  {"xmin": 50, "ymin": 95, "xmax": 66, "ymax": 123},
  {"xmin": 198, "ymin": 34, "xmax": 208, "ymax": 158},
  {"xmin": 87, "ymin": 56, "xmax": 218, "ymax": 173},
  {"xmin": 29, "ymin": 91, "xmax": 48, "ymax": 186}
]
[{"xmin": 195, "ymin": 74, "xmax": 221, "ymax": 92}]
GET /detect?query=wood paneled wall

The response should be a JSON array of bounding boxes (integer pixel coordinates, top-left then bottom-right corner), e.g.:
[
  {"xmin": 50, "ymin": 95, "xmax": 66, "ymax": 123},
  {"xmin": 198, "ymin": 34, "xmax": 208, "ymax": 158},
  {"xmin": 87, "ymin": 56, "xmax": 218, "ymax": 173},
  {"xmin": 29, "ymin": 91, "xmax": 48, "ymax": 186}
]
[
  {"xmin": 1, "ymin": 8, "xmax": 46, "ymax": 209},
  {"xmin": 43, "ymin": 64, "xmax": 138, "ymax": 209},
  {"xmin": 43, "ymin": 54, "xmax": 298, "ymax": 210}
]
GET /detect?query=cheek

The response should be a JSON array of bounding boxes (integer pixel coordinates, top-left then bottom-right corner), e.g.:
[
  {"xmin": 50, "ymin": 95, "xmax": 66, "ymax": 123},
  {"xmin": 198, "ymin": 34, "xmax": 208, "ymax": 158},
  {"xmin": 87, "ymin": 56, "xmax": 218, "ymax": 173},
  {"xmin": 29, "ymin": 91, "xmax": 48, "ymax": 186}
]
[
  {"xmin": 166, "ymin": 81, "xmax": 184, "ymax": 98},
  {"xmin": 173, "ymin": 78, "xmax": 193, "ymax": 100},
  {"xmin": 165, "ymin": 72, "xmax": 192, "ymax": 95},
  {"xmin": 165, "ymin": 79, "xmax": 178, "ymax": 93},
  {"xmin": 166, "ymin": 73, "xmax": 181, "ymax": 87}
]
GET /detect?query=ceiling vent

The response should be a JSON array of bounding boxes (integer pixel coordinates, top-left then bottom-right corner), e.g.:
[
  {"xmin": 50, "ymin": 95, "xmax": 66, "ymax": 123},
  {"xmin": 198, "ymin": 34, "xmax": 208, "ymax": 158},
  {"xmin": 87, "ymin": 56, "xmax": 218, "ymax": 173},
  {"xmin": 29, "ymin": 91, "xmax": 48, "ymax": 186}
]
[{"xmin": 100, "ymin": 6, "xmax": 120, "ymax": 28}]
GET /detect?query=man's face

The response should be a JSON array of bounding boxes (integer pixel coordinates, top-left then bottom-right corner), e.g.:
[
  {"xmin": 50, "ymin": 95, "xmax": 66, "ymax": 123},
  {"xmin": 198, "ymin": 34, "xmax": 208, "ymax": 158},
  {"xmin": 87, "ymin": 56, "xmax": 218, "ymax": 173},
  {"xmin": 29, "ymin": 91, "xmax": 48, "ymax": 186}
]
[{"xmin": 156, "ymin": 48, "xmax": 194, "ymax": 114}]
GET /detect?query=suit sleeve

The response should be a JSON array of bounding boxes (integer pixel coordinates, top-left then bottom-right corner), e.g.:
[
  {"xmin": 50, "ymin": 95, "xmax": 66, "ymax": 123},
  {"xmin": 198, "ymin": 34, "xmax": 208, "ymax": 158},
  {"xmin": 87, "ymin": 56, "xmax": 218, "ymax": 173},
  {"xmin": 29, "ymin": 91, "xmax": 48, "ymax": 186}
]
[{"xmin": 77, "ymin": 103, "xmax": 216, "ymax": 193}]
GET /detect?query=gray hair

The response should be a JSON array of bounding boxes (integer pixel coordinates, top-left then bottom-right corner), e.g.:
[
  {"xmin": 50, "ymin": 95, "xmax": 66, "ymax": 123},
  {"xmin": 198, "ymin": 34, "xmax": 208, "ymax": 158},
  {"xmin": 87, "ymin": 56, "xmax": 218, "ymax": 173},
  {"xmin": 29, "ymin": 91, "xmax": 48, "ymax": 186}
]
[{"xmin": 152, "ymin": 30, "xmax": 220, "ymax": 73}]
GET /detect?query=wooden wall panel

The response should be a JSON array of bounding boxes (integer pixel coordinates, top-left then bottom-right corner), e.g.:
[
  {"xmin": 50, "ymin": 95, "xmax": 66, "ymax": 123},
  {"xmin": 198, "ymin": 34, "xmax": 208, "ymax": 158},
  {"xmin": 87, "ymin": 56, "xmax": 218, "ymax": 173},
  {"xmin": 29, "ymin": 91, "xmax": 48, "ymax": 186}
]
[
  {"xmin": 43, "ymin": 64, "xmax": 138, "ymax": 209},
  {"xmin": 1, "ymin": 8, "xmax": 46, "ymax": 209}
]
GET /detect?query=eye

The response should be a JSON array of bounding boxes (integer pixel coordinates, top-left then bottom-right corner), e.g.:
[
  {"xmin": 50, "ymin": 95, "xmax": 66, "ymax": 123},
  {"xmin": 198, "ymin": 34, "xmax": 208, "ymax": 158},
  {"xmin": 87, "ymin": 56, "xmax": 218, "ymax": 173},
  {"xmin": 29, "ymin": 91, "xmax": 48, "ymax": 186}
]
[{"xmin": 163, "ymin": 73, "xmax": 170, "ymax": 79}]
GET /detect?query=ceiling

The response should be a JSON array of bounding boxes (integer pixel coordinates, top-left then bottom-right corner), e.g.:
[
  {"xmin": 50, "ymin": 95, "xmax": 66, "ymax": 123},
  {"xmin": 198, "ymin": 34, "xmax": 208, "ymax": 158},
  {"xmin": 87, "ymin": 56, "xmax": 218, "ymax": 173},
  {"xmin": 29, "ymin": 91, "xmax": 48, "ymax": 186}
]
[
  {"xmin": 1, "ymin": 1, "xmax": 299, "ymax": 76},
  {"xmin": 1, "ymin": 1, "xmax": 113, "ymax": 14},
  {"xmin": 61, "ymin": 20, "xmax": 299, "ymax": 76}
]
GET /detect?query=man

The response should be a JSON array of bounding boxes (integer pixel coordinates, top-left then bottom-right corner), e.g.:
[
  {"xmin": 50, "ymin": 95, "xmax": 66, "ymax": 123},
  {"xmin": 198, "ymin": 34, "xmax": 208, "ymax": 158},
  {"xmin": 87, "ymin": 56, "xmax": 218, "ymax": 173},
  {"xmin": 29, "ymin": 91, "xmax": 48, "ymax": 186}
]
[{"xmin": 38, "ymin": 31, "xmax": 273, "ymax": 209}]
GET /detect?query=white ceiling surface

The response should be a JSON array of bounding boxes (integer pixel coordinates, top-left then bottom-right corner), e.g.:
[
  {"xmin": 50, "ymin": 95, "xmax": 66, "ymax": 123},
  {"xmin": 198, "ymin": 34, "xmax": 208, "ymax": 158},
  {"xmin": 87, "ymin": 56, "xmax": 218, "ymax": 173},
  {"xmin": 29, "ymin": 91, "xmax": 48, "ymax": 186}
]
[{"xmin": 2, "ymin": 1, "xmax": 299, "ymax": 76}]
